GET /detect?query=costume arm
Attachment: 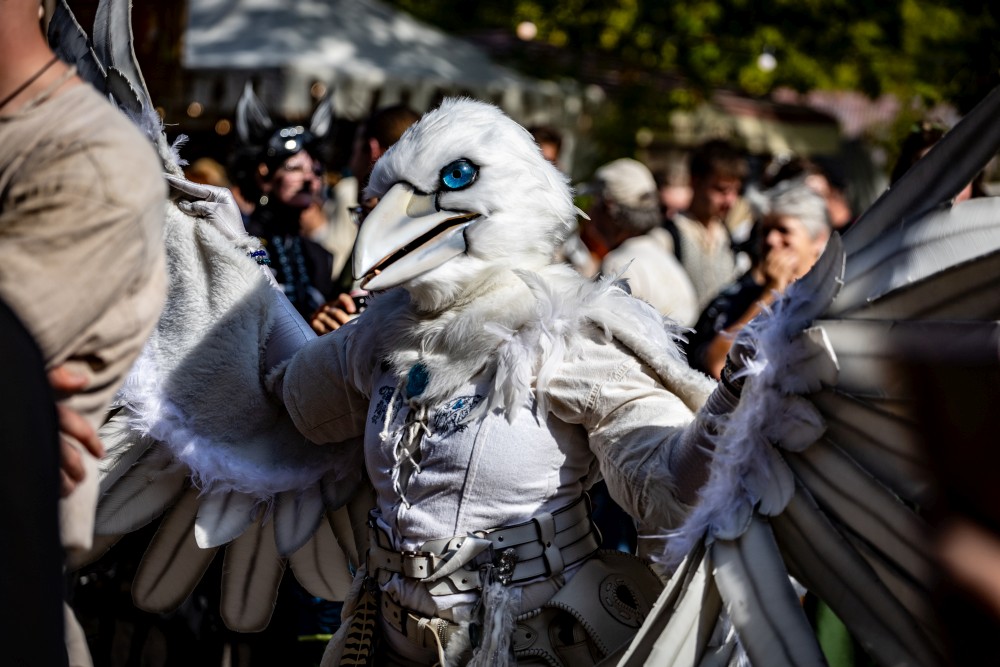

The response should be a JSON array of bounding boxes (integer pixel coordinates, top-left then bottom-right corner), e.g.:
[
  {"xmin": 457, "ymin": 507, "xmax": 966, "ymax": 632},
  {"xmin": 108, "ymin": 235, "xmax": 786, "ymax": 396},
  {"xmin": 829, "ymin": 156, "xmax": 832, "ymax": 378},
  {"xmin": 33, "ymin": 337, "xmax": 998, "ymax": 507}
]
[
  {"xmin": 270, "ymin": 329, "xmax": 372, "ymax": 445},
  {"xmin": 165, "ymin": 176, "xmax": 369, "ymax": 444},
  {"xmin": 545, "ymin": 333, "xmax": 723, "ymax": 533}
]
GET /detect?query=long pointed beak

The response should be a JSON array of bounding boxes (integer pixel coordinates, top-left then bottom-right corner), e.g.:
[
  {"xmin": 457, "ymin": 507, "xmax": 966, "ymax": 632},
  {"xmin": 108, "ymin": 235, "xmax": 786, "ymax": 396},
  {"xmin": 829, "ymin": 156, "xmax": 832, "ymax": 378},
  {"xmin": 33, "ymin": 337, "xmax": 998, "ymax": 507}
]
[{"xmin": 353, "ymin": 182, "xmax": 476, "ymax": 291}]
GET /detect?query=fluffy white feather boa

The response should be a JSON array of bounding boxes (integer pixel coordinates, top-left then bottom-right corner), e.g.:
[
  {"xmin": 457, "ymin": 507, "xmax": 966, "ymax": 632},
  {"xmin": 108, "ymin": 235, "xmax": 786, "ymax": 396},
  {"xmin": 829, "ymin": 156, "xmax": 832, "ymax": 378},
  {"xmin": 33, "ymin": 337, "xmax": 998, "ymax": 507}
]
[
  {"xmin": 347, "ymin": 263, "xmax": 715, "ymax": 422},
  {"xmin": 106, "ymin": 205, "xmax": 342, "ymax": 497}
]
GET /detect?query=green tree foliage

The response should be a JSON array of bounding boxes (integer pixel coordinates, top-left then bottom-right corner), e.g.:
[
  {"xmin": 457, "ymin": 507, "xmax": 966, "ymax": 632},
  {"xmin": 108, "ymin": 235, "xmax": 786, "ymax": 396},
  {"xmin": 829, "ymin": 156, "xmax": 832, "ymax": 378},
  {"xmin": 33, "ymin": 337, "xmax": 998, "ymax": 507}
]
[{"xmin": 386, "ymin": 0, "xmax": 999, "ymax": 113}]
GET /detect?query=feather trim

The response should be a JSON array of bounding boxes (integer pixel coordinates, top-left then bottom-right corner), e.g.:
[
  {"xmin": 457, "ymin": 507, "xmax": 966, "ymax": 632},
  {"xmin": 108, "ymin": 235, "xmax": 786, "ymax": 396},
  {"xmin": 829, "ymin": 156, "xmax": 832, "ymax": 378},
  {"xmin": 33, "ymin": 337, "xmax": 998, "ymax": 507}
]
[
  {"xmin": 356, "ymin": 264, "xmax": 708, "ymax": 425},
  {"xmin": 662, "ymin": 240, "xmax": 844, "ymax": 566},
  {"xmin": 466, "ymin": 579, "xmax": 516, "ymax": 667}
]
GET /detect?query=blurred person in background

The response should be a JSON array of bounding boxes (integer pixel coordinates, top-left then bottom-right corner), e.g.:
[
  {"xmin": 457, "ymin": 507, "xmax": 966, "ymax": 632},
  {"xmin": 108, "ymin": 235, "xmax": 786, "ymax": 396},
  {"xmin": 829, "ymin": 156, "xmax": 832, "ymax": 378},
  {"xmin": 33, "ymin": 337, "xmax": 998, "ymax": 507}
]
[
  {"xmin": 327, "ymin": 103, "xmax": 421, "ymax": 286},
  {"xmin": 529, "ymin": 124, "xmax": 563, "ymax": 166},
  {"xmin": 309, "ymin": 104, "xmax": 420, "ymax": 334},
  {"xmin": 654, "ymin": 163, "xmax": 692, "ymax": 222},
  {"xmin": 241, "ymin": 124, "xmax": 338, "ymax": 320},
  {"xmin": 684, "ymin": 178, "xmax": 830, "ymax": 378},
  {"xmin": 594, "ymin": 158, "xmax": 699, "ymax": 326},
  {"xmin": 663, "ymin": 139, "xmax": 748, "ymax": 310},
  {"xmin": 891, "ymin": 119, "xmax": 988, "ymax": 201},
  {"xmin": 764, "ymin": 156, "xmax": 854, "ymax": 232},
  {"xmin": 185, "ymin": 156, "xmax": 254, "ymax": 220}
]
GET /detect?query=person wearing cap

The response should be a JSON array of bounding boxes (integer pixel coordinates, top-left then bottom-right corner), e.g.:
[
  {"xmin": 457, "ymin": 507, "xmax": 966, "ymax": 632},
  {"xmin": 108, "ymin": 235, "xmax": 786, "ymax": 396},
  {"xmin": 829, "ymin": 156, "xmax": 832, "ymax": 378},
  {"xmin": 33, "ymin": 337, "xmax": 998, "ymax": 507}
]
[
  {"xmin": 590, "ymin": 158, "xmax": 699, "ymax": 326},
  {"xmin": 684, "ymin": 178, "xmax": 831, "ymax": 378},
  {"xmin": 243, "ymin": 125, "xmax": 337, "ymax": 320}
]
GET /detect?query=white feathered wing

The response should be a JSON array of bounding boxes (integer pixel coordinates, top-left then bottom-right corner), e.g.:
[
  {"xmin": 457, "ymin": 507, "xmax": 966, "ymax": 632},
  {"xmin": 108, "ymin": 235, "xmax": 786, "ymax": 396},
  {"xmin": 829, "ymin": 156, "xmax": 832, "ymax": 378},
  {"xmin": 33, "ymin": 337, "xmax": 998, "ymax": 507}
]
[
  {"xmin": 52, "ymin": 0, "xmax": 364, "ymax": 632},
  {"xmin": 614, "ymin": 82, "xmax": 1000, "ymax": 667}
]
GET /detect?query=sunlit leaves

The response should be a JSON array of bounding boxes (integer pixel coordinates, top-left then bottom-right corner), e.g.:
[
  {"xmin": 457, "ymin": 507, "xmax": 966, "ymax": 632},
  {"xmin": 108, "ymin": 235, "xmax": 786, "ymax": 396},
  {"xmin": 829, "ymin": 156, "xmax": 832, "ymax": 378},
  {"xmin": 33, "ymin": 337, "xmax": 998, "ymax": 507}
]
[{"xmin": 385, "ymin": 0, "xmax": 999, "ymax": 113}]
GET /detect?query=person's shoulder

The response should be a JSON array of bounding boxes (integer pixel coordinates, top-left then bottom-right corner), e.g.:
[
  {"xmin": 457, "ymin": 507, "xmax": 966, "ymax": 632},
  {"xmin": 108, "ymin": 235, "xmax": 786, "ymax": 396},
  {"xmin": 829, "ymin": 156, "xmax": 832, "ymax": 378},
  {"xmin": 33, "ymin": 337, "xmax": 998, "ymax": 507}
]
[{"xmin": 46, "ymin": 85, "xmax": 162, "ymax": 176}]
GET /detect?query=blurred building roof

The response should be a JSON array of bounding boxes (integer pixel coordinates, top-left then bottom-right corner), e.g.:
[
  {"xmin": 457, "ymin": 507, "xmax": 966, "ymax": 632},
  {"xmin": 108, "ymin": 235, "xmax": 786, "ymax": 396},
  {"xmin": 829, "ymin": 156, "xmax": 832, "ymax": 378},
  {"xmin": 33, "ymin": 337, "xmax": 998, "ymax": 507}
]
[
  {"xmin": 667, "ymin": 90, "xmax": 842, "ymax": 157},
  {"xmin": 182, "ymin": 0, "xmax": 590, "ymax": 125}
]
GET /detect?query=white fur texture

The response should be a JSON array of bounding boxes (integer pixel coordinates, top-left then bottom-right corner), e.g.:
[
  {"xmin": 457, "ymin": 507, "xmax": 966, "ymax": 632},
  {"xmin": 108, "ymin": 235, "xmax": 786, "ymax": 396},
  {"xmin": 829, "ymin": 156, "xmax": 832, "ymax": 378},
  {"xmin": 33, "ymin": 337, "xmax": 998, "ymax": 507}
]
[
  {"xmin": 352, "ymin": 263, "xmax": 712, "ymax": 425},
  {"xmin": 109, "ymin": 203, "xmax": 341, "ymax": 497}
]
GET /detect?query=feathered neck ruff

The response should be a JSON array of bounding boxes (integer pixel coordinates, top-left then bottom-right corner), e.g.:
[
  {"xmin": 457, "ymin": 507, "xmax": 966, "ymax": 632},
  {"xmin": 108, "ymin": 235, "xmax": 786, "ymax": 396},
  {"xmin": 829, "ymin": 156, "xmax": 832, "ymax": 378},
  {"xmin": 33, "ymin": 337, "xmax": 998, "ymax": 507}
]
[{"xmin": 351, "ymin": 264, "xmax": 713, "ymax": 421}]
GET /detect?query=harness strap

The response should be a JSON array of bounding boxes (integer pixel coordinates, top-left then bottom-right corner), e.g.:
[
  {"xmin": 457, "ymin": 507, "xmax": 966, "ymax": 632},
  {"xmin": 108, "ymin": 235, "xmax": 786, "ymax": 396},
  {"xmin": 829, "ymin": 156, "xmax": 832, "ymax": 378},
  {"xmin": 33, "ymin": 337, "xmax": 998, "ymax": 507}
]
[
  {"xmin": 368, "ymin": 495, "xmax": 601, "ymax": 595},
  {"xmin": 380, "ymin": 594, "xmax": 456, "ymax": 665}
]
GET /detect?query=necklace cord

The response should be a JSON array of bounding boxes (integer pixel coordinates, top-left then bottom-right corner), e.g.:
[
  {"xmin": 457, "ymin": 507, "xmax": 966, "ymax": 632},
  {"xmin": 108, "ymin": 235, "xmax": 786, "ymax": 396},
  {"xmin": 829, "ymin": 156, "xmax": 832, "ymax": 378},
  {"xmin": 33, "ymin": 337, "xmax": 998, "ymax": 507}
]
[{"xmin": 0, "ymin": 55, "xmax": 60, "ymax": 111}]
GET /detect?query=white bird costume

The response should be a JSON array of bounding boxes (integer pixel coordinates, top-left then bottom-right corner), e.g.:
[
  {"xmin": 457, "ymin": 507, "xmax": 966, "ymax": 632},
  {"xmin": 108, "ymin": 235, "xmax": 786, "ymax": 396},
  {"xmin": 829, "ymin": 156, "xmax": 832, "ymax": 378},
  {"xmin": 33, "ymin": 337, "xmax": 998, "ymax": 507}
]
[
  {"xmin": 53, "ymin": 1, "xmax": 1000, "ymax": 666},
  {"xmin": 268, "ymin": 97, "xmax": 780, "ymax": 666}
]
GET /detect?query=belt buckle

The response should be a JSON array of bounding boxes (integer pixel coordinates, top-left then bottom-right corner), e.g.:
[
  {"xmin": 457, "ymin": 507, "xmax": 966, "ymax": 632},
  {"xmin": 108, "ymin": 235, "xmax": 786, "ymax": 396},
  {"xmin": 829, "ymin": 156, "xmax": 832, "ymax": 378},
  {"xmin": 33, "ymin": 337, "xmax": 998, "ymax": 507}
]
[{"xmin": 400, "ymin": 549, "xmax": 429, "ymax": 569}]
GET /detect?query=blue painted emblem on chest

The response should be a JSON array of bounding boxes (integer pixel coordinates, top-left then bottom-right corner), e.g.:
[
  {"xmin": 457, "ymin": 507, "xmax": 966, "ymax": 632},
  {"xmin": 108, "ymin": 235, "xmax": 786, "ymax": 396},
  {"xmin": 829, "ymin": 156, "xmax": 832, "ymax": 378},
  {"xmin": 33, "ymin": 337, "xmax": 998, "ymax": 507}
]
[
  {"xmin": 370, "ymin": 384, "xmax": 485, "ymax": 436},
  {"xmin": 431, "ymin": 394, "xmax": 485, "ymax": 435}
]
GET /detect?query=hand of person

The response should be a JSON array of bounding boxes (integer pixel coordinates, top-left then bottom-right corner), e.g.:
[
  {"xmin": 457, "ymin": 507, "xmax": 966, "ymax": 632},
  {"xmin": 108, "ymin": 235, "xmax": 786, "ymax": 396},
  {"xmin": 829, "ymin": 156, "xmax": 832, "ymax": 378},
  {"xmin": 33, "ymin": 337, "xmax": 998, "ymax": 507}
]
[
  {"xmin": 48, "ymin": 366, "xmax": 104, "ymax": 497},
  {"xmin": 299, "ymin": 201, "xmax": 329, "ymax": 237},
  {"xmin": 165, "ymin": 174, "xmax": 251, "ymax": 244},
  {"xmin": 761, "ymin": 247, "xmax": 800, "ymax": 294},
  {"xmin": 309, "ymin": 292, "xmax": 359, "ymax": 335}
]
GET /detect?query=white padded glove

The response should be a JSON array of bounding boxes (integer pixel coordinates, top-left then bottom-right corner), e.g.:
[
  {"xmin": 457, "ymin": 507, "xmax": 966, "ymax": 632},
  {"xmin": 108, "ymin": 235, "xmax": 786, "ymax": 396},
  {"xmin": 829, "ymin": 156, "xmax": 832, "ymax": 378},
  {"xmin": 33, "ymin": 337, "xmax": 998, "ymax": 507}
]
[{"xmin": 165, "ymin": 175, "xmax": 259, "ymax": 252}]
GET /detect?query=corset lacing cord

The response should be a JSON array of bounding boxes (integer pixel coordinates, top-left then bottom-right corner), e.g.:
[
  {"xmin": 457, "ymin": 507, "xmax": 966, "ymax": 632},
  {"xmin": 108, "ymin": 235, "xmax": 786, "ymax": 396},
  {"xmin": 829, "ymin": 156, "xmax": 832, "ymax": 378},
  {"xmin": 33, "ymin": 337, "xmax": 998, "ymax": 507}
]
[{"xmin": 381, "ymin": 382, "xmax": 430, "ymax": 508}]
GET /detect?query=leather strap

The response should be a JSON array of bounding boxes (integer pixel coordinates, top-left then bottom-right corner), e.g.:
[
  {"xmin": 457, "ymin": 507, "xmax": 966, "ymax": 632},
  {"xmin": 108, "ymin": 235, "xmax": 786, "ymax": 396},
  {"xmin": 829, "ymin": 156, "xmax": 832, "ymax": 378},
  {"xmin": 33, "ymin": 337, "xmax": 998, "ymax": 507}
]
[
  {"xmin": 379, "ymin": 593, "xmax": 462, "ymax": 652},
  {"xmin": 368, "ymin": 495, "xmax": 602, "ymax": 595}
]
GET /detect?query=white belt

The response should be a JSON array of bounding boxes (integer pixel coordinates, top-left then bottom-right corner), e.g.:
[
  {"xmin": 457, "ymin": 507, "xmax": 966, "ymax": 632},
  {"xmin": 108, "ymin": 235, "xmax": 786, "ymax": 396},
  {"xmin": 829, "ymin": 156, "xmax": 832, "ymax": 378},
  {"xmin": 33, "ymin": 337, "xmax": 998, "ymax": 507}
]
[{"xmin": 368, "ymin": 495, "xmax": 601, "ymax": 596}]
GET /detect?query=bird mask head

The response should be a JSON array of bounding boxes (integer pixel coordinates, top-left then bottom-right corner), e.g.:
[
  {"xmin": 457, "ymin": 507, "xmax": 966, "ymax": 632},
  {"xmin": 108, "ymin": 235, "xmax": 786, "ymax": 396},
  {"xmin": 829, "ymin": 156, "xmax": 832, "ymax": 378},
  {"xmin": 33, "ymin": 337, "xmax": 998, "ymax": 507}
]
[{"xmin": 353, "ymin": 98, "xmax": 577, "ymax": 312}]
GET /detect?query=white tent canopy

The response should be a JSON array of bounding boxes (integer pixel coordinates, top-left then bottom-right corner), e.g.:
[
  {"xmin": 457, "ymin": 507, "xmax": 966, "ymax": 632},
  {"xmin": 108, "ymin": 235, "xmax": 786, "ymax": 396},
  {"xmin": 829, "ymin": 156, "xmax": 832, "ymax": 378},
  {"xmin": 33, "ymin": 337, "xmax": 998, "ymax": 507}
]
[{"xmin": 183, "ymin": 0, "xmax": 591, "ymax": 125}]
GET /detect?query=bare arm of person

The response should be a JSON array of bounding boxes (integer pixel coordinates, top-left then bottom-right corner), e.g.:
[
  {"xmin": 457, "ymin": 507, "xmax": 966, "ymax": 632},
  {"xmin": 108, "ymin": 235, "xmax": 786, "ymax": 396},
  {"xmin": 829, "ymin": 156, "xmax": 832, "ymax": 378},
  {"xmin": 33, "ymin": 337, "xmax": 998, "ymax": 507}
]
[{"xmin": 703, "ymin": 248, "xmax": 800, "ymax": 378}]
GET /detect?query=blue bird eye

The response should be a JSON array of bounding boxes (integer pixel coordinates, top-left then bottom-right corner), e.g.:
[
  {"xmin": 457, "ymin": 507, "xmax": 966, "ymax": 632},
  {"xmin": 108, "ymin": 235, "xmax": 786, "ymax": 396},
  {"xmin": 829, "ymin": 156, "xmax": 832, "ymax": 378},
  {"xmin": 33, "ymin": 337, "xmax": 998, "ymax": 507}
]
[{"xmin": 440, "ymin": 159, "xmax": 478, "ymax": 190}]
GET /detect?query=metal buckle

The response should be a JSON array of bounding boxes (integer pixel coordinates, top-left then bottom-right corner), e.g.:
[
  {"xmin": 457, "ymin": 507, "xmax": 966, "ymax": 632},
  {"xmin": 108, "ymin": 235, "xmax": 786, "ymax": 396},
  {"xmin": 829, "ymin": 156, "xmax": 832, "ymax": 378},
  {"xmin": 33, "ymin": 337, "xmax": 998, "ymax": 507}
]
[{"xmin": 495, "ymin": 548, "xmax": 518, "ymax": 585}]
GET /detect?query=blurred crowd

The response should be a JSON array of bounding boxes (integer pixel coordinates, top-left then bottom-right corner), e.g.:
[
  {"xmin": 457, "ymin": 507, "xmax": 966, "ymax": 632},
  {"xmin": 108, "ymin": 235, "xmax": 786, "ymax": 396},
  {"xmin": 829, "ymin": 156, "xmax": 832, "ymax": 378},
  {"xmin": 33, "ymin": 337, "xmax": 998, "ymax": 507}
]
[{"xmin": 182, "ymin": 90, "xmax": 994, "ymax": 391}]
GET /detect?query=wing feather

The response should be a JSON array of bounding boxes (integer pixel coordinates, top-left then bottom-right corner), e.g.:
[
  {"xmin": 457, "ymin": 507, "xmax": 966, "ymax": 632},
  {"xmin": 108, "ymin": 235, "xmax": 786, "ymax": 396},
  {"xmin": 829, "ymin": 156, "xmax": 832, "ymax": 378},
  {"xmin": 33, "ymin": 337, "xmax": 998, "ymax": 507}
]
[
  {"xmin": 132, "ymin": 487, "xmax": 218, "ymax": 612},
  {"xmin": 220, "ymin": 514, "xmax": 286, "ymax": 632},
  {"xmin": 67, "ymin": 532, "xmax": 122, "ymax": 572},
  {"xmin": 288, "ymin": 513, "xmax": 354, "ymax": 601},
  {"xmin": 843, "ymin": 532, "xmax": 940, "ymax": 643},
  {"xmin": 46, "ymin": 0, "xmax": 106, "ymax": 88},
  {"xmin": 712, "ymin": 517, "xmax": 824, "ymax": 667},
  {"xmin": 95, "ymin": 445, "xmax": 188, "ymax": 535},
  {"xmin": 813, "ymin": 392, "xmax": 932, "ymax": 504},
  {"xmin": 273, "ymin": 485, "xmax": 325, "ymax": 557},
  {"xmin": 784, "ymin": 441, "xmax": 932, "ymax": 586},
  {"xmin": 194, "ymin": 490, "xmax": 257, "ymax": 549},
  {"xmin": 834, "ymin": 198, "xmax": 1000, "ymax": 316},
  {"xmin": 618, "ymin": 544, "xmax": 721, "ymax": 667},
  {"xmin": 96, "ymin": 410, "xmax": 154, "ymax": 494},
  {"xmin": 838, "ymin": 251, "xmax": 1000, "ymax": 321},
  {"xmin": 772, "ymin": 487, "xmax": 944, "ymax": 667},
  {"xmin": 91, "ymin": 0, "xmax": 149, "ymax": 114}
]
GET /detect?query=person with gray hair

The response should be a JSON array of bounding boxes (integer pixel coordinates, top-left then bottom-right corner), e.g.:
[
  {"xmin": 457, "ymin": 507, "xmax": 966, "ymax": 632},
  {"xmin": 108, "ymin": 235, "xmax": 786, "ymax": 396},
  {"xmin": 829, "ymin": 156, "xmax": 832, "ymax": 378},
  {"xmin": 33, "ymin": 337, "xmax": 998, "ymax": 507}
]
[
  {"xmin": 589, "ymin": 158, "xmax": 700, "ymax": 325},
  {"xmin": 684, "ymin": 178, "xmax": 831, "ymax": 378}
]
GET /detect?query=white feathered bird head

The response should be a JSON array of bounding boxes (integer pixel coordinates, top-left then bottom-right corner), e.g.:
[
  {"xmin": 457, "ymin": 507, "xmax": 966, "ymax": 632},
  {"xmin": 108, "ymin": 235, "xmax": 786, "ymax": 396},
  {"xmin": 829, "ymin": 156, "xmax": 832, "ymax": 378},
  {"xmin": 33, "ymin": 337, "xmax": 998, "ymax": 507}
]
[{"xmin": 354, "ymin": 98, "xmax": 576, "ymax": 311}]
